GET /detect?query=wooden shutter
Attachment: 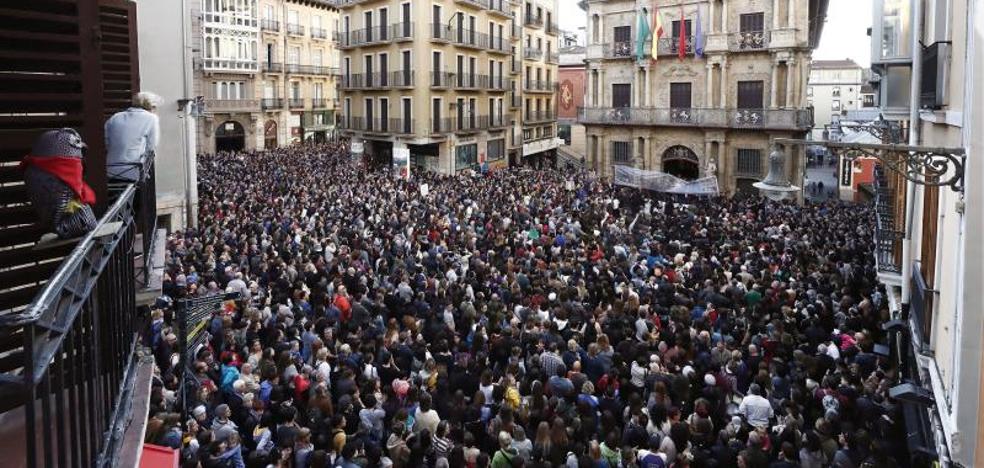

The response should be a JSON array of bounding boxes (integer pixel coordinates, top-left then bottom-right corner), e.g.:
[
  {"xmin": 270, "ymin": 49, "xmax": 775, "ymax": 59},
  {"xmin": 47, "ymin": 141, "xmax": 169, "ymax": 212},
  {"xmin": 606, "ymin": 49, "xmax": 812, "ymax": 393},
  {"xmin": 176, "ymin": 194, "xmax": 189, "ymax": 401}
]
[
  {"xmin": 612, "ymin": 83, "xmax": 631, "ymax": 108},
  {"xmin": 740, "ymin": 13, "xmax": 765, "ymax": 32},
  {"xmin": 613, "ymin": 26, "xmax": 631, "ymax": 43},
  {"xmin": 737, "ymin": 81, "xmax": 764, "ymax": 109},
  {"xmin": 670, "ymin": 83, "xmax": 692, "ymax": 108},
  {"xmin": 0, "ymin": 0, "xmax": 139, "ymax": 314}
]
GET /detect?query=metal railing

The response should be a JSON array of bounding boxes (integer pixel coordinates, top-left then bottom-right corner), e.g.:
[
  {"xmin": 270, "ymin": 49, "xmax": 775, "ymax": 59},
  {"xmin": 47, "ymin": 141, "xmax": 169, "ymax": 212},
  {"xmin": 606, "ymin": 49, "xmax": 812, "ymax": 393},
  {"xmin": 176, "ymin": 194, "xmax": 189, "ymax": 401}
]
[
  {"xmin": 390, "ymin": 118, "xmax": 415, "ymax": 134},
  {"xmin": 656, "ymin": 36, "xmax": 695, "ymax": 56},
  {"xmin": 510, "ymin": 93, "xmax": 522, "ymax": 108},
  {"xmin": 481, "ymin": 115, "xmax": 510, "ymax": 128},
  {"xmin": 488, "ymin": 0, "xmax": 511, "ymax": 17},
  {"xmin": 391, "ymin": 22, "xmax": 414, "ymax": 41},
  {"xmin": 430, "ymin": 23, "xmax": 451, "ymax": 41},
  {"xmin": 390, "ymin": 70, "xmax": 415, "ymax": 87},
  {"xmin": 546, "ymin": 21, "xmax": 560, "ymax": 35},
  {"xmin": 353, "ymin": 25, "xmax": 391, "ymax": 44},
  {"xmin": 510, "ymin": 57, "xmax": 520, "ymax": 74},
  {"xmin": 547, "ymin": 51, "xmax": 560, "ymax": 63},
  {"xmin": 311, "ymin": 26, "xmax": 328, "ymax": 39},
  {"xmin": 311, "ymin": 98, "xmax": 329, "ymax": 108},
  {"xmin": 729, "ymin": 30, "xmax": 770, "ymax": 52},
  {"xmin": 455, "ymin": 0, "xmax": 486, "ymax": 9},
  {"xmin": 455, "ymin": 115, "xmax": 483, "ymax": 132},
  {"xmin": 874, "ymin": 165, "xmax": 904, "ymax": 274},
  {"xmin": 430, "ymin": 71, "xmax": 455, "ymax": 88},
  {"xmin": 524, "ymin": 47, "xmax": 543, "ymax": 60},
  {"xmin": 285, "ymin": 64, "xmax": 334, "ymax": 75},
  {"xmin": 524, "ymin": 12, "xmax": 543, "ymax": 27},
  {"xmin": 511, "ymin": 23, "xmax": 521, "ymax": 39},
  {"xmin": 525, "ymin": 110, "xmax": 555, "ymax": 122},
  {"xmin": 450, "ymin": 27, "xmax": 489, "ymax": 49},
  {"xmin": 430, "ymin": 117, "xmax": 453, "ymax": 135},
  {"xmin": 288, "ymin": 98, "xmax": 305, "ymax": 108},
  {"xmin": 286, "ymin": 23, "xmax": 305, "ymax": 36},
  {"xmin": 263, "ymin": 62, "xmax": 283, "ymax": 73},
  {"xmin": 454, "ymin": 73, "xmax": 488, "ymax": 90},
  {"xmin": 261, "ymin": 98, "xmax": 283, "ymax": 109},
  {"xmin": 487, "ymin": 76, "xmax": 509, "ymax": 91},
  {"xmin": 909, "ymin": 262, "xmax": 933, "ymax": 349},
  {"xmin": 204, "ymin": 99, "xmax": 260, "ymax": 112},
  {"xmin": 489, "ymin": 36, "xmax": 510, "ymax": 54},
  {"xmin": 260, "ymin": 18, "xmax": 280, "ymax": 32},
  {"xmin": 0, "ymin": 157, "xmax": 155, "ymax": 467},
  {"xmin": 577, "ymin": 107, "xmax": 813, "ymax": 130},
  {"xmin": 524, "ymin": 79, "xmax": 556, "ymax": 93}
]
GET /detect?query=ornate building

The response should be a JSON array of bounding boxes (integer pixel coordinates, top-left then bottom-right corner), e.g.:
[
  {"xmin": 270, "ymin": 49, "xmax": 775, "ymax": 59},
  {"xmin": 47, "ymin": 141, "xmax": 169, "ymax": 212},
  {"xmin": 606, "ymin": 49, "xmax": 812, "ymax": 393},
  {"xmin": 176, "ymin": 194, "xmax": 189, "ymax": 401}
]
[
  {"xmin": 579, "ymin": 0, "xmax": 828, "ymax": 195},
  {"xmin": 196, "ymin": 0, "xmax": 340, "ymax": 153}
]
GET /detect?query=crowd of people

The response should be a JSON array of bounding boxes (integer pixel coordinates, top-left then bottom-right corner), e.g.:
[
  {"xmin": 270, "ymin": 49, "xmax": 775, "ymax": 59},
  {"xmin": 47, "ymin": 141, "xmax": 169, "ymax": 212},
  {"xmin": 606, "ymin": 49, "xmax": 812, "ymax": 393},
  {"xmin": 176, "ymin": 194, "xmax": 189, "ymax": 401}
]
[{"xmin": 145, "ymin": 142, "xmax": 906, "ymax": 468}]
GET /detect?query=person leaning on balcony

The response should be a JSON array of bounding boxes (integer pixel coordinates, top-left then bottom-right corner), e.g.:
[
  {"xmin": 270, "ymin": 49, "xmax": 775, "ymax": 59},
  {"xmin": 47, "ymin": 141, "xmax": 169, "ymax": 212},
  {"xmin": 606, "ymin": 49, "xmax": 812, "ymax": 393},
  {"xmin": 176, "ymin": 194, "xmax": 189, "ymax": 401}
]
[{"xmin": 105, "ymin": 91, "xmax": 161, "ymax": 182}]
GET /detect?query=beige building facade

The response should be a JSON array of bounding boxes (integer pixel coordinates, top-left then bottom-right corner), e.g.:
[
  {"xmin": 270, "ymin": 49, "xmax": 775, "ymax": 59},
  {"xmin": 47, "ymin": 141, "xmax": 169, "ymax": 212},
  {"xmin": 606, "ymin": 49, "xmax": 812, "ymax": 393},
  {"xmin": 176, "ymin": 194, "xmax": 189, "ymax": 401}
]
[
  {"xmin": 579, "ymin": 0, "xmax": 826, "ymax": 196},
  {"xmin": 196, "ymin": 0, "xmax": 340, "ymax": 154},
  {"xmin": 334, "ymin": 0, "xmax": 559, "ymax": 174},
  {"xmin": 806, "ymin": 59, "xmax": 868, "ymax": 140}
]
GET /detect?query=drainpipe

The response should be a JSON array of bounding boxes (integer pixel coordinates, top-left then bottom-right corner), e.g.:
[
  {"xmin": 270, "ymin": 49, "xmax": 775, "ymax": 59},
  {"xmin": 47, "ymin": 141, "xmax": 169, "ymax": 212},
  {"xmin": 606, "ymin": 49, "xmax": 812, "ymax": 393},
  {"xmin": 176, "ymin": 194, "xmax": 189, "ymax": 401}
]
[
  {"xmin": 901, "ymin": 0, "xmax": 923, "ymax": 303},
  {"xmin": 181, "ymin": 0, "xmax": 198, "ymax": 229}
]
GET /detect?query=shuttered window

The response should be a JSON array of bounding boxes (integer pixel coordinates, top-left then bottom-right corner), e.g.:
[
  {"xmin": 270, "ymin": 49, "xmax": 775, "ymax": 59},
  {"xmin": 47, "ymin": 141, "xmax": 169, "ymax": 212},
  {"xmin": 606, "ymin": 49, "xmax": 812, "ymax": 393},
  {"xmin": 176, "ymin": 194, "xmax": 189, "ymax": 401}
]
[
  {"xmin": 736, "ymin": 149, "xmax": 763, "ymax": 176},
  {"xmin": 612, "ymin": 141, "xmax": 633, "ymax": 164}
]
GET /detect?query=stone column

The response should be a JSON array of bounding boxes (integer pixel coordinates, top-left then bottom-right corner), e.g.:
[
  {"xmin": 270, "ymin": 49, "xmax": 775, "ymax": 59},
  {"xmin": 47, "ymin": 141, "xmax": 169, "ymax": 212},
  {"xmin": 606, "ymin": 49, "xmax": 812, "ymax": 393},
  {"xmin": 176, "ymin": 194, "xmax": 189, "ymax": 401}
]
[
  {"xmin": 719, "ymin": 59, "xmax": 728, "ymax": 108},
  {"xmin": 709, "ymin": 0, "xmax": 716, "ymax": 33},
  {"xmin": 788, "ymin": 0, "xmax": 796, "ymax": 28},
  {"xmin": 705, "ymin": 61, "xmax": 714, "ymax": 107},
  {"xmin": 770, "ymin": 58, "xmax": 779, "ymax": 109},
  {"xmin": 786, "ymin": 58, "xmax": 796, "ymax": 109},
  {"xmin": 772, "ymin": 0, "xmax": 780, "ymax": 28},
  {"xmin": 703, "ymin": 140, "xmax": 712, "ymax": 176},
  {"xmin": 600, "ymin": 69, "xmax": 606, "ymax": 107},
  {"xmin": 721, "ymin": 0, "xmax": 728, "ymax": 32},
  {"xmin": 585, "ymin": 70, "xmax": 592, "ymax": 107}
]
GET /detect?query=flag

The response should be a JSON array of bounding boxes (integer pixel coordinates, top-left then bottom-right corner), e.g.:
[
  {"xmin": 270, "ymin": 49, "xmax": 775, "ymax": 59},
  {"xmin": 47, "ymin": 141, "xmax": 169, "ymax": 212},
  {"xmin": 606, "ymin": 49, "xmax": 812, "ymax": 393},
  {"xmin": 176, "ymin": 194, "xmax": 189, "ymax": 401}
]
[
  {"xmin": 695, "ymin": 5, "xmax": 705, "ymax": 57},
  {"xmin": 636, "ymin": 6, "xmax": 651, "ymax": 63},
  {"xmin": 678, "ymin": 6, "xmax": 686, "ymax": 60},
  {"xmin": 650, "ymin": 5, "xmax": 663, "ymax": 63}
]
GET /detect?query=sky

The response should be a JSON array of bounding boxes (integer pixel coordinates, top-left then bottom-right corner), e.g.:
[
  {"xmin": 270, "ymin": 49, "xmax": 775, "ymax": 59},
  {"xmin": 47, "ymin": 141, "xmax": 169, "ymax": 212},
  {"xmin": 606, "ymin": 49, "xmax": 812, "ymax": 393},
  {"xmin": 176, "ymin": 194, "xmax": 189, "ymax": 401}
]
[{"xmin": 557, "ymin": 0, "xmax": 873, "ymax": 67}]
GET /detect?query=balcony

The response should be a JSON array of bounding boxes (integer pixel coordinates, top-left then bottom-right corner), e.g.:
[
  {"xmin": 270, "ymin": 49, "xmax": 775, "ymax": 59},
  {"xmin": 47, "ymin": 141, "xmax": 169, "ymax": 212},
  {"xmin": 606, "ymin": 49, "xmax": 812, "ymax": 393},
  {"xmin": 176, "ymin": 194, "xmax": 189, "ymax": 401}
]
[
  {"xmin": 487, "ymin": 77, "xmax": 509, "ymax": 92},
  {"xmin": 450, "ymin": 28, "xmax": 489, "ymax": 49},
  {"xmin": 729, "ymin": 30, "xmax": 770, "ymax": 52},
  {"xmin": 546, "ymin": 51, "xmax": 560, "ymax": 63},
  {"xmin": 455, "ymin": 0, "xmax": 486, "ymax": 9},
  {"xmin": 481, "ymin": 114, "xmax": 511, "ymax": 129},
  {"xmin": 524, "ymin": 13, "xmax": 543, "ymax": 28},
  {"xmin": 546, "ymin": 21, "xmax": 560, "ymax": 35},
  {"xmin": 261, "ymin": 18, "xmax": 280, "ymax": 32},
  {"xmin": 525, "ymin": 110, "xmax": 555, "ymax": 123},
  {"xmin": 329, "ymin": 0, "xmax": 366, "ymax": 7},
  {"xmin": 524, "ymin": 79, "xmax": 556, "ymax": 93},
  {"xmin": 353, "ymin": 25, "xmax": 391, "ymax": 45},
  {"xmin": 311, "ymin": 26, "xmax": 328, "ymax": 40},
  {"xmin": 455, "ymin": 115, "xmax": 483, "ymax": 133},
  {"xmin": 523, "ymin": 48, "xmax": 543, "ymax": 60},
  {"xmin": 201, "ymin": 58, "xmax": 258, "ymax": 72},
  {"xmin": 391, "ymin": 22, "xmax": 414, "ymax": 41},
  {"xmin": 577, "ymin": 107, "xmax": 813, "ymax": 130},
  {"xmin": 510, "ymin": 57, "xmax": 520, "ymax": 74},
  {"xmin": 263, "ymin": 61, "xmax": 283, "ymax": 73},
  {"xmin": 389, "ymin": 70, "xmax": 415, "ymax": 88},
  {"xmin": 510, "ymin": 93, "xmax": 522, "ymax": 108},
  {"xmin": 204, "ymin": 99, "xmax": 260, "ymax": 112},
  {"xmin": 261, "ymin": 98, "xmax": 283, "ymax": 110},
  {"xmin": 430, "ymin": 71, "xmax": 454, "ymax": 88},
  {"xmin": 454, "ymin": 73, "xmax": 488, "ymax": 90},
  {"xmin": 285, "ymin": 64, "xmax": 335, "ymax": 75},
  {"xmin": 489, "ymin": 36, "xmax": 511, "ymax": 54},
  {"xmin": 511, "ymin": 23, "xmax": 521, "ymax": 39},
  {"xmin": 311, "ymin": 98, "xmax": 329, "ymax": 109},
  {"xmin": 288, "ymin": 98, "xmax": 305, "ymax": 109},
  {"xmin": 655, "ymin": 36, "xmax": 695, "ymax": 56},
  {"xmin": 488, "ymin": 0, "xmax": 511, "ymax": 18},
  {"xmin": 430, "ymin": 23, "xmax": 451, "ymax": 41},
  {"xmin": 341, "ymin": 73, "xmax": 375, "ymax": 89},
  {"xmin": 390, "ymin": 118, "xmax": 415, "ymax": 134},
  {"xmin": 286, "ymin": 23, "xmax": 305, "ymax": 36},
  {"xmin": 874, "ymin": 166, "xmax": 904, "ymax": 274},
  {"xmin": 602, "ymin": 41, "xmax": 634, "ymax": 59},
  {"xmin": 430, "ymin": 117, "xmax": 453, "ymax": 135}
]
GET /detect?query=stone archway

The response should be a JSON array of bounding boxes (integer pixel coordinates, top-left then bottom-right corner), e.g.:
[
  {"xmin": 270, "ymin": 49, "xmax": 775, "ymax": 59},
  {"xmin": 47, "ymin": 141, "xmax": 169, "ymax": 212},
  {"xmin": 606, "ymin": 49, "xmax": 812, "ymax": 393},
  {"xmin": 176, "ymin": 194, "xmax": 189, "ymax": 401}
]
[
  {"xmin": 662, "ymin": 145, "xmax": 700, "ymax": 180},
  {"xmin": 263, "ymin": 119, "xmax": 278, "ymax": 149},
  {"xmin": 215, "ymin": 120, "xmax": 245, "ymax": 152}
]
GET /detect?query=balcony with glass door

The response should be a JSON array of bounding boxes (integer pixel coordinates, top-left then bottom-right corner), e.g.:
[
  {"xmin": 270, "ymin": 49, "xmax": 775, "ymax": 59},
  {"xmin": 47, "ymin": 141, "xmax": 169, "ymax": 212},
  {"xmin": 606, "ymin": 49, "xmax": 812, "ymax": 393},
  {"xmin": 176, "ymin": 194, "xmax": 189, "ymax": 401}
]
[{"xmin": 286, "ymin": 23, "xmax": 305, "ymax": 36}]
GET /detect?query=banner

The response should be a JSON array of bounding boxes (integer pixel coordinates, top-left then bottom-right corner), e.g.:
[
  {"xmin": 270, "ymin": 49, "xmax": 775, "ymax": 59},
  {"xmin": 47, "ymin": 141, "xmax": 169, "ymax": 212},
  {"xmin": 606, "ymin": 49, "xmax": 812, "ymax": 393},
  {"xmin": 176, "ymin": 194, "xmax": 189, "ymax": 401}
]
[
  {"xmin": 613, "ymin": 165, "xmax": 719, "ymax": 195},
  {"xmin": 393, "ymin": 147, "xmax": 410, "ymax": 180}
]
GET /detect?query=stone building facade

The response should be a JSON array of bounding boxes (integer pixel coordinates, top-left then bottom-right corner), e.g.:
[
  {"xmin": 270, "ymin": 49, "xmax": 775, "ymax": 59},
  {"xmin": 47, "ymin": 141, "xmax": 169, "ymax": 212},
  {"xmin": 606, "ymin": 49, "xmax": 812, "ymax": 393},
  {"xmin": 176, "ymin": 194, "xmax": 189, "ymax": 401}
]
[{"xmin": 579, "ymin": 0, "xmax": 827, "ymax": 195}]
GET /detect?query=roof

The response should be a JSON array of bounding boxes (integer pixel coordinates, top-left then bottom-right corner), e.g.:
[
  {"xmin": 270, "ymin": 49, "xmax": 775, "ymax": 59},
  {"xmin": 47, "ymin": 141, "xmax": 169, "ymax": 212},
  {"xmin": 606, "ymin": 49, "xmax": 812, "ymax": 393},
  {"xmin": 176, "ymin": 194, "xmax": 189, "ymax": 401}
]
[{"xmin": 811, "ymin": 59, "xmax": 862, "ymax": 70}]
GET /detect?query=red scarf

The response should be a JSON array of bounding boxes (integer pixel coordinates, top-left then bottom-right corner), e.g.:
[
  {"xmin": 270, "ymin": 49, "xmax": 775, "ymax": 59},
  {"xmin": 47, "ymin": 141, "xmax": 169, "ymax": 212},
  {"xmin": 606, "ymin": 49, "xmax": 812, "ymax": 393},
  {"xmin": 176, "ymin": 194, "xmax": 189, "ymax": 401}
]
[{"xmin": 19, "ymin": 156, "xmax": 96, "ymax": 204}]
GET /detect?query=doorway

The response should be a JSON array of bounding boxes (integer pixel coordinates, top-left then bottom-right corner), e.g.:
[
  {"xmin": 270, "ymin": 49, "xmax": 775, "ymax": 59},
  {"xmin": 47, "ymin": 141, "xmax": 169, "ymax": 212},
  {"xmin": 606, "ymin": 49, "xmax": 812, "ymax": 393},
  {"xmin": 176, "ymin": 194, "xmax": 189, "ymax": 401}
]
[
  {"xmin": 662, "ymin": 145, "xmax": 699, "ymax": 180},
  {"xmin": 215, "ymin": 120, "xmax": 245, "ymax": 152}
]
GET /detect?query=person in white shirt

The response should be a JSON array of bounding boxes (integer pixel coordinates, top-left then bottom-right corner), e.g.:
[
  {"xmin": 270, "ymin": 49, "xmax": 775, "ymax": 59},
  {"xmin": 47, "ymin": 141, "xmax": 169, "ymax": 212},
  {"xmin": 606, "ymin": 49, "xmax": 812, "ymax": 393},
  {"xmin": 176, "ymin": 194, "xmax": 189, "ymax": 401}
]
[
  {"xmin": 105, "ymin": 92, "xmax": 161, "ymax": 181},
  {"xmin": 738, "ymin": 384, "xmax": 774, "ymax": 430}
]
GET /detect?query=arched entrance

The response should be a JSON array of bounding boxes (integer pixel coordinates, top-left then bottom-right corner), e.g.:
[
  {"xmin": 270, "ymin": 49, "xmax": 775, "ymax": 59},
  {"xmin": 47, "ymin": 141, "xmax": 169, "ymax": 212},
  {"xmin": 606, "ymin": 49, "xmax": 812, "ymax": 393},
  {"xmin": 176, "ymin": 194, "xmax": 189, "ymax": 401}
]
[
  {"xmin": 264, "ymin": 119, "xmax": 278, "ymax": 149},
  {"xmin": 215, "ymin": 121, "xmax": 245, "ymax": 152},
  {"xmin": 662, "ymin": 145, "xmax": 700, "ymax": 180}
]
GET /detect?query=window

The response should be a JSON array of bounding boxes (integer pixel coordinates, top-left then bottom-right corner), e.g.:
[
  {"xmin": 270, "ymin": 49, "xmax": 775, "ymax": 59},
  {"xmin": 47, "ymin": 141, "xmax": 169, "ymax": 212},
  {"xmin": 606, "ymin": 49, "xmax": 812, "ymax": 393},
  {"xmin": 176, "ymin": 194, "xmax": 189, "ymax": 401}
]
[
  {"xmin": 288, "ymin": 9, "xmax": 299, "ymax": 26},
  {"xmin": 290, "ymin": 81, "xmax": 300, "ymax": 99},
  {"xmin": 379, "ymin": 8, "xmax": 388, "ymax": 40},
  {"xmin": 288, "ymin": 47, "xmax": 300, "ymax": 65},
  {"xmin": 736, "ymin": 149, "xmax": 762, "ymax": 176},
  {"xmin": 365, "ymin": 98, "xmax": 374, "ymax": 130},
  {"xmin": 379, "ymin": 97, "xmax": 389, "ymax": 131},
  {"xmin": 832, "ymin": 86, "xmax": 841, "ymax": 97},
  {"xmin": 671, "ymin": 20, "xmax": 693, "ymax": 39},
  {"xmin": 670, "ymin": 82, "xmax": 692, "ymax": 108},
  {"xmin": 612, "ymin": 83, "xmax": 631, "ymax": 108},
  {"xmin": 863, "ymin": 94, "xmax": 875, "ymax": 107},
  {"xmin": 613, "ymin": 26, "xmax": 632, "ymax": 56},
  {"xmin": 455, "ymin": 143, "xmax": 478, "ymax": 170},
  {"xmin": 379, "ymin": 53, "xmax": 388, "ymax": 86},
  {"xmin": 264, "ymin": 4, "xmax": 274, "ymax": 20},
  {"xmin": 737, "ymin": 81, "xmax": 764, "ymax": 109},
  {"xmin": 487, "ymin": 139, "xmax": 505, "ymax": 161},
  {"xmin": 807, "ymin": 86, "xmax": 813, "ymax": 97},
  {"xmin": 739, "ymin": 12, "xmax": 764, "ymax": 32},
  {"xmin": 313, "ymin": 83, "xmax": 323, "ymax": 99},
  {"xmin": 831, "ymin": 100, "xmax": 841, "ymax": 111},
  {"xmin": 432, "ymin": 97, "xmax": 442, "ymax": 132},
  {"xmin": 612, "ymin": 141, "xmax": 632, "ymax": 164},
  {"xmin": 880, "ymin": 0, "xmax": 911, "ymax": 59},
  {"xmin": 312, "ymin": 49, "xmax": 323, "ymax": 67},
  {"xmin": 402, "ymin": 97, "xmax": 412, "ymax": 133}
]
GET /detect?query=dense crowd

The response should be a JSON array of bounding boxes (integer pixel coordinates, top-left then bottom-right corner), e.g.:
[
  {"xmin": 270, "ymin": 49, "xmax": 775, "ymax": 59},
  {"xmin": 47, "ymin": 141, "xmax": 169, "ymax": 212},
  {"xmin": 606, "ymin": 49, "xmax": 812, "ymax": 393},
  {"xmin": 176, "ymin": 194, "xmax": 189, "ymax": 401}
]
[{"xmin": 145, "ymin": 142, "xmax": 905, "ymax": 468}]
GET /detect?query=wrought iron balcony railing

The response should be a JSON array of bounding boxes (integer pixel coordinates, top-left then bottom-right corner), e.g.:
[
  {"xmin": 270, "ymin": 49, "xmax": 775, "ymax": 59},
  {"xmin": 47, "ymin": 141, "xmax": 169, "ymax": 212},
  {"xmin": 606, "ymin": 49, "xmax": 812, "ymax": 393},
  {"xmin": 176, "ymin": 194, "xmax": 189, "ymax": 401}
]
[
  {"xmin": 204, "ymin": 99, "xmax": 260, "ymax": 112},
  {"xmin": 311, "ymin": 26, "xmax": 328, "ymax": 39},
  {"xmin": 454, "ymin": 73, "xmax": 489, "ymax": 90},
  {"xmin": 546, "ymin": 21, "xmax": 560, "ymax": 35},
  {"xmin": 729, "ymin": 30, "xmax": 770, "ymax": 51},
  {"xmin": 655, "ymin": 36, "xmax": 695, "ymax": 56},
  {"xmin": 488, "ymin": 0, "xmax": 511, "ymax": 17},
  {"xmin": 486, "ymin": 77, "xmax": 509, "ymax": 91},
  {"xmin": 873, "ymin": 165, "xmax": 903, "ymax": 274},
  {"xmin": 389, "ymin": 70, "xmax": 415, "ymax": 87},
  {"xmin": 524, "ymin": 79, "xmax": 557, "ymax": 93},
  {"xmin": 261, "ymin": 18, "xmax": 280, "ymax": 32},
  {"xmin": 511, "ymin": 23, "xmax": 522, "ymax": 39},
  {"xmin": 524, "ymin": 47, "xmax": 543, "ymax": 60},
  {"xmin": 261, "ymin": 98, "xmax": 283, "ymax": 109},
  {"xmin": 455, "ymin": 115, "xmax": 483, "ymax": 132},
  {"xmin": 311, "ymin": 98, "xmax": 329, "ymax": 108},
  {"xmin": 510, "ymin": 57, "xmax": 520, "ymax": 74},
  {"xmin": 390, "ymin": 118, "xmax": 415, "ymax": 134},
  {"xmin": 430, "ymin": 117, "xmax": 453, "ymax": 135},
  {"xmin": 288, "ymin": 98, "xmax": 305, "ymax": 109},
  {"xmin": 547, "ymin": 51, "xmax": 560, "ymax": 63},
  {"xmin": 430, "ymin": 23, "xmax": 451, "ymax": 41},
  {"xmin": 577, "ymin": 107, "xmax": 813, "ymax": 130},
  {"xmin": 524, "ymin": 12, "xmax": 543, "ymax": 27},
  {"xmin": 489, "ymin": 36, "xmax": 511, "ymax": 54},
  {"xmin": 510, "ymin": 93, "xmax": 522, "ymax": 108},
  {"xmin": 450, "ymin": 27, "xmax": 489, "ymax": 49},
  {"xmin": 430, "ymin": 71, "xmax": 455, "ymax": 88},
  {"xmin": 525, "ymin": 110, "xmax": 555, "ymax": 123},
  {"xmin": 286, "ymin": 23, "xmax": 305, "ymax": 36},
  {"xmin": 391, "ymin": 22, "xmax": 414, "ymax": 41},
  {"xmin": 263, "ymin": 61, "xmax": 283, "ymax": 73}
]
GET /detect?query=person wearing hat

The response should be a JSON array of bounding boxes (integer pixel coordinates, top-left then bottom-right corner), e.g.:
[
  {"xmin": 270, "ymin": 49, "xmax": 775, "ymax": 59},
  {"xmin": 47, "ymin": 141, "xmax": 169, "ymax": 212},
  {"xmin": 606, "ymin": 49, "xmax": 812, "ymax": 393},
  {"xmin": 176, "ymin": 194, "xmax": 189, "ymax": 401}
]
[{"xmin": 20, "ymin": 128, "xmax": 98, "ymax": 239}]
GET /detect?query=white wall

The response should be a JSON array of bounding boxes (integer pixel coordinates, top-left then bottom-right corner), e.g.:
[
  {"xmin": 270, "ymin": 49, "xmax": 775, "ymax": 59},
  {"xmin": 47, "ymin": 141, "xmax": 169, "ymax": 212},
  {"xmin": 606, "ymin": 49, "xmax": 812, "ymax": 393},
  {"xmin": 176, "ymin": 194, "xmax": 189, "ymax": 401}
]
[{"xmin": 136, "ymin": 0, "xmax": 197, "ymax": 231}]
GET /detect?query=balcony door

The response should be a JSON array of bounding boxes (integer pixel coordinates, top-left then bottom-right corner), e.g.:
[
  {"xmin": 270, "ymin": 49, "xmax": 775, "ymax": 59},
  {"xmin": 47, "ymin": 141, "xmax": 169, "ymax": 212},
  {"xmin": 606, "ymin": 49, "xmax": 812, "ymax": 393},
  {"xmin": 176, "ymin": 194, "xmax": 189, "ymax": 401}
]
[
  {"xmin": 737, "ymin": 81, "xmax": 764, "ymax": 109},
  {"xmin": 739, "ymin": 12, "xmax": 765, "ymax": 33},
  {"xmin": 670, "ymin": 82, "xmax": 693, "ymax": 123},
  {"xmin": 612, "ymin": 83, "xmax": 631, "ymax": 108},
  {"xmin": 613, "ymin": 26, "xmax": 631, "ymax": 56}
]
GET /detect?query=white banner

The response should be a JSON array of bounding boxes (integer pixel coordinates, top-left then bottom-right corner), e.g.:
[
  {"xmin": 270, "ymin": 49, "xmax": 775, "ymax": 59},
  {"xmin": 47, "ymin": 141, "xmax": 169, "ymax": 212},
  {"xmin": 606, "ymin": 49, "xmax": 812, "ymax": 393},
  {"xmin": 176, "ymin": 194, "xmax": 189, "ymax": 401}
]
[{"xmin": 613, "ymin": 165, "xmax": 719, "ymax": 195}]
